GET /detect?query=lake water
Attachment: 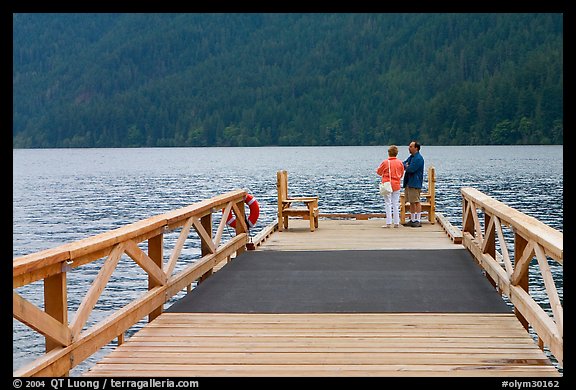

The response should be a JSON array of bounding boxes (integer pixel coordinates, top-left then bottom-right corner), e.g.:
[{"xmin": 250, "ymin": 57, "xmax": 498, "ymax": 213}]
[{"xmin": 12, "ymin": 145, "xmax": 563, "ymax": 375}]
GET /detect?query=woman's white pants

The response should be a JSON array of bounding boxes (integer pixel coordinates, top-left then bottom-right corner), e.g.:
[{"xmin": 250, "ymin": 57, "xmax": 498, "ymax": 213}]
[{"xmin": 383, "ymin": 190, "xmax": 401, "ymax": 225}]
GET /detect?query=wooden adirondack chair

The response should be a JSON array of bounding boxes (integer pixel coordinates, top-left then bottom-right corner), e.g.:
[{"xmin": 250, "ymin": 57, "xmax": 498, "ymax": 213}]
[{"xmin": 277, "ymin": 170, "xmax": 319, "ymax": 232}]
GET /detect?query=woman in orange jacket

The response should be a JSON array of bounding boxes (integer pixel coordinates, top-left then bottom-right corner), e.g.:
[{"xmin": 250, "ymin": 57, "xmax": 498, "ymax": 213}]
[{"xmin": 376, "ymin": 145, "xmax": 405, "ymax": 228}]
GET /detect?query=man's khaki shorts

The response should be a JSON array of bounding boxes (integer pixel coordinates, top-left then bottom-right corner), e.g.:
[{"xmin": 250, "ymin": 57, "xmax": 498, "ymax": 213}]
[{"xmin": 405, "ymin": 187, "xmax": 422, "ymax": 203}]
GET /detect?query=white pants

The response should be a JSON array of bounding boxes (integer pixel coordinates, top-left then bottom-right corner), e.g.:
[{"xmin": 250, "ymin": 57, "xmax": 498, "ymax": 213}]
[{"xmin": 383, "ymin": 190, "xmax": 401, "ymax": 225}]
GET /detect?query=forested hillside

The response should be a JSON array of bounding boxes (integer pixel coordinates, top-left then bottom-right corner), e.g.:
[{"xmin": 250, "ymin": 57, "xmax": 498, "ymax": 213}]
[{"xmin": 13, "ymin": 13, "xmax": 563, "ymax": 147}]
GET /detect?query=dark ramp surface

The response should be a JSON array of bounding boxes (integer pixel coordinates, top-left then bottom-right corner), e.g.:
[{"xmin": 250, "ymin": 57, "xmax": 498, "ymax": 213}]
[{"xmin": 167, "ymin": 249, "xmax": 512, "ymax": 313}]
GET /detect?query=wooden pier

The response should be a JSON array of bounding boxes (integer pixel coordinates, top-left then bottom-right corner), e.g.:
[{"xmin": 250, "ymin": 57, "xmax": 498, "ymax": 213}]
[{"xmin": 13, "ymin": 181, "xmax": 563, "ymax": 377}]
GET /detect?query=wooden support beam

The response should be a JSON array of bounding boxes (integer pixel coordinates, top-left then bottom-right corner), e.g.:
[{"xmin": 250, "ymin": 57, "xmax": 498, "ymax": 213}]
[
  {"xmin": 232, "ymin": 202, "xmax": 248, "ymax": 234},
  {"xmin": 215, "ymin": 202, "xmax": 233, "ymax": 248},
  {"xmin": 164, "ymin": 216, "xmax": 194, "ymax": 278},
  {"xmin": 124, "ymin": 240, "xmax": 167, "ymax": 286},
  {"xmin": 494, "ymin": 217, "xmax": 513, "ymax": 277},
  {"xmin": 69, "ymin": 243, "xmax": 126, "ymax": 338},
  {"xmin": 534, "ymin": 243, "xmax": 563, "ymax": 337},
  {"xmin": 510, "ymin": 241, "xmax": 534, "ymax": 286},
  {"xmin": 14, "ymin": 291, "xmax": 72, "ymax": 347},
  {"xmin": 481, "ymin": 215, "xmax": 497, "ymax": 289},
  {"xmin": 192, "ymin": 217, "xmax": 216, "ymax": 254}
]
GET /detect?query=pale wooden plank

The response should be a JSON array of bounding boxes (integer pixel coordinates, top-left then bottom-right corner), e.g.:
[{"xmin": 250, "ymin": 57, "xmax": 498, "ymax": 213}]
[
  {"xmin": 123, "ymin": 336, "xmax": 539, "ymax": 345},
  {"xmin": 85, "ymin": 312, "xmax": 560, "ymax": 377},
  {"xmin": 138, "ymin": 323, "xmax": 529, "ymax": 332},
  {"xmin": 435, "ymin": 212, "xmax": 462, "ymax": 244},
  {"xmin": 115, "ymin": 344, "xmax": 541, "ymax": 352},
  {"xmin": 13, "ymin": 246, "xmax": 71, "ymax": 278},
  {"xmin": 143, "ymin": 323, "xmax": 526, "ymax": 331},
  {"xmin": 86, "ymin": 364, "xmax": 560, "ymax": 377},
  {"xmin": 99, "ymin": 352, "xmax": 551, "ymax": 365},
  {"xmin": 128, "ymin": 330, "xmax": 531, "ymax": 338},
  {"xmin": 67, "ymin": 216, "xmax": 168, "ymax": 260},
  {"xmin": 259, "ymin": 219, "xmax": 459, "ymax": 251}
]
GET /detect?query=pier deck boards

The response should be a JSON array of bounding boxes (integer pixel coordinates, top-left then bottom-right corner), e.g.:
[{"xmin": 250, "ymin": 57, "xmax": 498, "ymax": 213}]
[
  {"xmin": 85, "ymin": 312, "xmax": 558, "ymax": 377},
  {"xmin": 259, "ymin": 217, "xmax": 459, "ymax": 251},
  {"xmin": 85, "ymin": 219, "xmax": 561, "ymax": 377}
]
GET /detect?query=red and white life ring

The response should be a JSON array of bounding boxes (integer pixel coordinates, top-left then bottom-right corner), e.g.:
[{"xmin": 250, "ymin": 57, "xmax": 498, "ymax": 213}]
[{"xmin": 225, "ymin": 193, "xmax": 260, "ymax": 229}]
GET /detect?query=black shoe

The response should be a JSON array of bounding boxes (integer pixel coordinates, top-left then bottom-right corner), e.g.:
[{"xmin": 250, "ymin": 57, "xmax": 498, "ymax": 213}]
[
  {"xmin": 411, "ymin": 221, "xmax": 422, "ymax": 227},
  {"xmin": 403, "ymin": 221, "xmax": 415, "ymax": 227}
]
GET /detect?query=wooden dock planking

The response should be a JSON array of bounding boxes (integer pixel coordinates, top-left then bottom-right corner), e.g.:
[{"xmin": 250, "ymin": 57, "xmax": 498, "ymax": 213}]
[
  {"xmin": 83, "ymin": 218, "xmax": 561, "ymax": 377},
  {"xmin": 259, "ymin": 218, "xmax": 459, "ymax": 251},
  {"xmin": 85, "ymin": 313, "xmax": 559, "ymax": 377},
  {"xmin": 214, "ymin": 218, "xmax": 455, "ymax": 270}
]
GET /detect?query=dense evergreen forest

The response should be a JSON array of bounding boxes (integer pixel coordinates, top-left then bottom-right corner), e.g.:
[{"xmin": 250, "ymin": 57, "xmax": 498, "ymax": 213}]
[{"xmin": 13, "ymin": 13, "xmax": 563, "ymax": 147}]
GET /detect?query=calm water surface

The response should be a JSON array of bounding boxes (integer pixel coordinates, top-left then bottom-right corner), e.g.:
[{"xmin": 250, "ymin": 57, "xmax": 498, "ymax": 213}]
[{"xmin": 13, "ymin": 145, "xmax": 563, "ymax": 375}]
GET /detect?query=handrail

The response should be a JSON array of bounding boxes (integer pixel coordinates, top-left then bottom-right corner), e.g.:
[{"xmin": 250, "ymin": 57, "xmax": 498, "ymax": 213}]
[
  {"xmin": 13, "ymin": 189, "xmax": 249, "ymax": 377},
  {"xmin": 460, "ymin": 187, "xmax": 563, "ymax": 367}
]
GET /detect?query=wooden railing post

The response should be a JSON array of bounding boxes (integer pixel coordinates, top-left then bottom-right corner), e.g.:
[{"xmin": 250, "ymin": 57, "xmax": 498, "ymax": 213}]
[
  {"xmin": 514, "ymin": 233, "xmax": 530, "ymax": 331},
  {"xmin": 200, "ymin": 214, "xmax": 213, "ymax": 256},
  {"xmin": 235, "ymin": 198, "xmax": 247, "ymax": 256},
  {"xmin": 428, "ymin": 166, "xmax": 436, "ymax": 223},
  {"xmin": 199, "ymin": 214, "xmax": 213, "ymax": 283},
  {"xmin": 44, "ymin": 272, "xmax": 68, "ymax": 352},
  {"xmin": 148, "ymin": 233, "xmax": 163, "ymax": 322},
  {"xmin": 277, "ymin": 171, "xmax": 286, "ymax": 231}
]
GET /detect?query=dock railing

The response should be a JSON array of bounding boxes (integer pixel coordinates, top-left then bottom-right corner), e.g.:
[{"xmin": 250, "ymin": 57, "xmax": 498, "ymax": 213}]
[
  {"xmin": 461, "ymin": 187, "xmax": 563, "ymax": 367},
  {"xmin": 13, "ymin": 190, "xmax": 249, "ymax": 377}
]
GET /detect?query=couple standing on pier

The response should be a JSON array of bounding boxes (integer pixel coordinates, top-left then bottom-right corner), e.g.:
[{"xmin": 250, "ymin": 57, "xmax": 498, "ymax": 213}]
[{"xmin": 375, "ymin": 141, "xmax": 424, "ymax": 228}]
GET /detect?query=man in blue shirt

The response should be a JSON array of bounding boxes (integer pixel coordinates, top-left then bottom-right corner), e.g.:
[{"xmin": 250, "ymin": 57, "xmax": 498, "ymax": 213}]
[{"xmin": 402, "ymin": 141, "xmax": 425, "ymax": 227}]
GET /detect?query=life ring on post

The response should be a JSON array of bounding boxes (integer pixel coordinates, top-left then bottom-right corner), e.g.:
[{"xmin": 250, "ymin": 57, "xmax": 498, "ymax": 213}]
[{"xmin": 225, "ymin": 193, "xmax": 260, "ymax": 229}]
